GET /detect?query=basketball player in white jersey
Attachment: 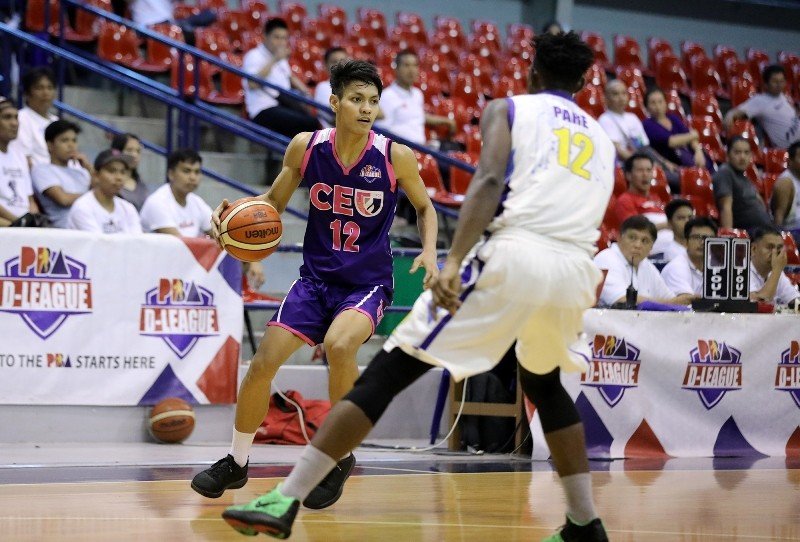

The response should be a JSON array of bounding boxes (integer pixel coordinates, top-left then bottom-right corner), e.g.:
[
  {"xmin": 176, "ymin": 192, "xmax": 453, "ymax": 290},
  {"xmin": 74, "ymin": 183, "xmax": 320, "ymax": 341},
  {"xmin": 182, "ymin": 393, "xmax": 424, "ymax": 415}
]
[{"xmin": 222, "ymin": 32, "xmax": 613, "ymax": 542}]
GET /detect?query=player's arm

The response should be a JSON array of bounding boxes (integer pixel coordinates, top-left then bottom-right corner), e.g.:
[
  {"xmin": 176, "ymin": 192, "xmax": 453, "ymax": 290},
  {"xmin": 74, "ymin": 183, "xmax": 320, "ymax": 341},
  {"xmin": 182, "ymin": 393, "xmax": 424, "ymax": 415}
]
[
  {"xmin": 210, "ymin": 133, "xmax": 310, "ymax": 243},
  {"xmin": 394, "ymin": 143, "xmax": 440, "ymax": 287},
  {"xmin": 717, "ymin": 196, "xmax": 733, "ymax": 229},
  {"xmin": 771, "ymin": 176, "xmax": 794, "ymax": 225},
  {"xmin": 431, "ymin": 98, "xmax": 511, "ymax": 313},
  {"xmin": 0, "ymin": 203, "xmax": 18, "ymax": 222}
]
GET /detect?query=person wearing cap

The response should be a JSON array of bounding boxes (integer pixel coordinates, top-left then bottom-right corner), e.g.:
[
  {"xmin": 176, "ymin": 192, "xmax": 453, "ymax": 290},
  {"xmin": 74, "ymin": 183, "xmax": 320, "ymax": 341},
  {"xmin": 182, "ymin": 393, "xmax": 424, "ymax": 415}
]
[
  {"xmin": 66, "ymin": 150, "xmax": 142, "ymax": 234},
  {"xmin": 31, "ymin": 119, "xmax": 93, "ymax": 228},
  {"xmin": 0, "ymin": 97, "xmax": 39, "ymax": 227}
]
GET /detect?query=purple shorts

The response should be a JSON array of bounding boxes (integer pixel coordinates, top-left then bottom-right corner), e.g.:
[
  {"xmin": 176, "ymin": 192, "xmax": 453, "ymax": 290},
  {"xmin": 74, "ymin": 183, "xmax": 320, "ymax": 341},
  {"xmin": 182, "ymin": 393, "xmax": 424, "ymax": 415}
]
[{"xmin": 268, "ymin": 277, "xmax": 393, "ymax": 345}]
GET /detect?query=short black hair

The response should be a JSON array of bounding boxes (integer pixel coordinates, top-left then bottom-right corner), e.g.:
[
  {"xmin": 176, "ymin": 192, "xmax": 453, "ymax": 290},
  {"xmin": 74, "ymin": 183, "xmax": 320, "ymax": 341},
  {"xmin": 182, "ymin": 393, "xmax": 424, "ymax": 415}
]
[
  {"xmin": 330, "ymin": 60, "xmax": 383, "ymax": 99},
  {"xmin": 395, "ymin": 49, "xmax": 418, "ymax": 67},
  {"xmin": 620, "ymin": 215, "xmax": 657, "ymax": 242},
  {"xmin": 727, "ymin": 135, "xmax": 750, "ymax": 152},
  {"xmin": 684, "ymin": 216, "xmax": 717, "ymax": 239},
  {"xmin": 762, "ymin": 64, "xmax": 785, "ymax": 85},
  {"xmin": 167, "ymin": 148, "xmax": 202, "ymax": 171},
  {"xmin": 532, "ymin": 31, "xmax": 594, "ymax": 92},
  {"xmin": 644, "ymin": 86, "xmax": 666, "ymax": 106},
  {"xmin": 751, "ymin": 225, "xmax": 783, "ymax": 243},
  {"xmin": 324, "ymin": 46, "xmax": 346, "ymax": 65},
  {"xmin": 263, "ymin": 17, "xmax": 288, "ymax": 35},
  {"xmin": 666, "ymin": 198, "xmax": 693, "ymax": 221},
  {"xmin": 623, "ymin": 151, "xmax": 653, "ymax": 173},
  {"xmin": 44, "ymin": 119, "xmax": 80, "ymax": 142},
  {"xmin": 22, "ymin": 67, "xmax": 55, "ymax": 96},
  {"xmin": 110, "ymin": 132, "xmax": 140, "ymax": 152},
  {"xmin": 787, "ymin": 141, "xmax": 800, "ymax": 162}
]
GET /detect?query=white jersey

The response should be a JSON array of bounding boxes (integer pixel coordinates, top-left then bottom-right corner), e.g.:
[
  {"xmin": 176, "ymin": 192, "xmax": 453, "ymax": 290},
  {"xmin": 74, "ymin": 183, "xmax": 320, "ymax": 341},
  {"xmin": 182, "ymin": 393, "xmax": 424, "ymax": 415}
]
[{"xmin": 489, "ymin": 93, "xmax": 616, "ymax": 255}]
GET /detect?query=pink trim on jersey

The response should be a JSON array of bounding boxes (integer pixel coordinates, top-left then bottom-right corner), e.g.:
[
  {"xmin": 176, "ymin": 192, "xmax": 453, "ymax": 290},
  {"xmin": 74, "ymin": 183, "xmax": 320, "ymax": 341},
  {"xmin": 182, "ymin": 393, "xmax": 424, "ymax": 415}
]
[
  {"xmin": 330, "ymin": 129, "xmax": 375, "ymax": 175},
  {"xmin": 267, "ymin": 321, "xmax": 316, "ymax": 346},
  {"xmin": 340, "ymin": 307, "xmax": 376, "ymax": 337},
  {"xmin": 300, "ymin": 130, "xmax": 321, "ymax": 179}
]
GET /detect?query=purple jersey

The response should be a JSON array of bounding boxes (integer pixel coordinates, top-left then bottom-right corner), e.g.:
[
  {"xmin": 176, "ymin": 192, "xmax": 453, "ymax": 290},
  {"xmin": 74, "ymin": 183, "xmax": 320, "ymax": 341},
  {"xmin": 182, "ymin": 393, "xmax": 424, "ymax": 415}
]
[{"xmin": 299, "ymin": 128, "xmax": 398, "ymax": 288}]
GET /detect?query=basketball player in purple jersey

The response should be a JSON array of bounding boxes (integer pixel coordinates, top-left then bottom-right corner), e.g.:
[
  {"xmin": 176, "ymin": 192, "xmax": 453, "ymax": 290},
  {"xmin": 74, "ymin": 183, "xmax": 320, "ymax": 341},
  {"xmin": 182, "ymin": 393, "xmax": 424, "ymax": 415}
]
[{"xmin": 191, "ymin": 60, "xmax": 439, "ymax": 508}]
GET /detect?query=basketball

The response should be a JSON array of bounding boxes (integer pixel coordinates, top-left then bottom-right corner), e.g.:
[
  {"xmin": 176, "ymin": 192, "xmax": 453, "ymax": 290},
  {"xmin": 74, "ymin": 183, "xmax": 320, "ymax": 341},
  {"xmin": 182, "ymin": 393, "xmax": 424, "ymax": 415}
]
[
  {"xmin": 148, "ymin": 397, "xmax": 195, "ymax": 444},
  {"xmin": 218, "ymin": 197, "xmax": 283, "ymax": 262}
]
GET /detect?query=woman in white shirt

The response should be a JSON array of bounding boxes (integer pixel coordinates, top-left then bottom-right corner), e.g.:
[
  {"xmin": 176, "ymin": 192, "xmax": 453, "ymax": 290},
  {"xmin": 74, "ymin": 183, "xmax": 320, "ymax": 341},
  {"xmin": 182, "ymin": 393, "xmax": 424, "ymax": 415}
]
[{"xmin": 12, "ymin": 67, "xmax": 58, "ymax": 168}]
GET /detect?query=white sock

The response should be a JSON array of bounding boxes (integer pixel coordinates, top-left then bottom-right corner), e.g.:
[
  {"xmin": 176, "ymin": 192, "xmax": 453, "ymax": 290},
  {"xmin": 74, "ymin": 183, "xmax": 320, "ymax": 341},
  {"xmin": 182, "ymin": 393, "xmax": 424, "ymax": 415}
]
[
  {"xmin": 280, "ymin": 445, "xmax": 337, "ymax": 501},
  {"xmin": 560, "ymin": 473, "xmax": 597, "ymax": 525},
  {"xmin": 229, "ymin": 429, "xmax": 256, "ymax": 468}
]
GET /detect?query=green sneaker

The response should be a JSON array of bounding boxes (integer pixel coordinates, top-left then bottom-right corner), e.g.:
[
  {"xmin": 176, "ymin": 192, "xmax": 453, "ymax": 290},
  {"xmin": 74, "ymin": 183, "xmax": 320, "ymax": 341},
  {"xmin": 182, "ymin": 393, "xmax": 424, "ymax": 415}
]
[
  {"xmin": 222, "ymin": 486, "xmax": 300, "ymax": 539},
  {"xmin": 542, "ymin": 516, "xmax": 608, "ymax": 542}
]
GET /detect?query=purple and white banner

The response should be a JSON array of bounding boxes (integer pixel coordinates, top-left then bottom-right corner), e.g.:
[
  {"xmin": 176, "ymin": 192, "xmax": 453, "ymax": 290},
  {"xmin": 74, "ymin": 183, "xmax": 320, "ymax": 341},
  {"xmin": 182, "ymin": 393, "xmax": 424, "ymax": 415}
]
[
  {"xmin": 0, "ymin": 229, "xmax": 242, "ymax": 405},
  {"xmin": 530, "ymin": 310, "xmax": 800, "ymax": 458}
]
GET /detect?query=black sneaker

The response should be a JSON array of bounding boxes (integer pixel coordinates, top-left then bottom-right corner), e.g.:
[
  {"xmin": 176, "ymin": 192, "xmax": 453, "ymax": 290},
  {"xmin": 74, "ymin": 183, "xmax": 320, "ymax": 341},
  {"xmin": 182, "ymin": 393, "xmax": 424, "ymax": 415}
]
[
  {"xmin": 544, "ymin": 516, "xmax": 609, "ymax": 542},
  {"xmin": 301, "ymin": 453, "xmax": 356, "ymax": 509},
  {"xmin": 191, "ymin": 454, "xmax": 248, "ymax": 498}
]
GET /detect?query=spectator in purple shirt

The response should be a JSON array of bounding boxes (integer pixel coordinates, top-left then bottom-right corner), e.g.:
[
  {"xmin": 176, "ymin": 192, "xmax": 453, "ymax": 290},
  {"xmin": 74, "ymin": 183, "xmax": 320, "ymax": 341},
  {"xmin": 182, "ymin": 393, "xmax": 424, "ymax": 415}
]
[{"xmin": 643, "ymin": 87, "xmax": 713, "ymax": 174}]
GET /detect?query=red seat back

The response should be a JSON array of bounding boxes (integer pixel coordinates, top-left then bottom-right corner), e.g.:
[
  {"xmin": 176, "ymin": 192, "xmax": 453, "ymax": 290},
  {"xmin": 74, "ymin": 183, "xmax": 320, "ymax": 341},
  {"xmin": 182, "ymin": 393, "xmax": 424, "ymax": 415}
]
[
  {"xmin": 448, "ymin": 152, "xmax": 478, "ymax": 196},
  {"xmin": 764, "ymin": 149, "xmax": 788, "ymax": 175},
  {"xmin": 783, "ymin": 232, "xmax": 800, "ymax": 266},
  {"xmin": 575, "ymin": 85, "xmax": 606, "ymax": 120}
]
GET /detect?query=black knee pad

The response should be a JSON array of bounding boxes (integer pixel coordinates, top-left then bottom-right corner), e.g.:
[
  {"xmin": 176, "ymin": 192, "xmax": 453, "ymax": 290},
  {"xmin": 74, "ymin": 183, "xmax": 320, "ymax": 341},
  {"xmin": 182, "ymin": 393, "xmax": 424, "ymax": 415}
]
[
  {"xmin": 343, "ymin": 348, "xmax": 433, "ymax": 425},
  {"xmin": 519, "ymin": 366, "xmax": 581, "ymax": 433}
]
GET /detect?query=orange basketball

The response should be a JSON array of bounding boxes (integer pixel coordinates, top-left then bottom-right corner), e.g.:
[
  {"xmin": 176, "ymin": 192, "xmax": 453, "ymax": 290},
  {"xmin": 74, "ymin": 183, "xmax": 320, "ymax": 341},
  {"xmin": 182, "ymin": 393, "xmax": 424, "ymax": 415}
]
[
  {"xmin": 219, "ymin": 197, "xmax": 283, "ymax": 262},
  {"xmin": 148, "ymin": 397, "xmax": 195, "ymax": 444}
]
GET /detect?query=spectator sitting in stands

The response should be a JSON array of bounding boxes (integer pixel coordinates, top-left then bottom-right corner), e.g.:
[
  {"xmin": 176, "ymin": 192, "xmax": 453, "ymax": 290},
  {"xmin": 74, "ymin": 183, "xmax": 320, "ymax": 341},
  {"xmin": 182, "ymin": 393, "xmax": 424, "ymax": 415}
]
[
  {"xmin": 127, "ymin": 0, "xmax": 216, "ymax": 42},
  {"xmin": 613, "ymin": 152, "xmax": 673, "ymax": 258},
  {"xmin": 643, "ymin": 87, "xmax": 712, "ymax": 172},
  {"xmin": 771, "ymin": 141, "xmax": 800, "ymax": 233},
  {"xmin": 66, "ymin": 149, "xmax": 142, "ymax": 234},
  {"xmin": 725, "ymin": 65, "xmax": 800, "ymax": 149},
  {"xmin": 660, "ymin": 216, "xmax": 717, "ymax": 298},
  {"xmin": 598, "ymin": 80, "xmax": 650, "ymax": 161},
  {"xmin": 594, "ymin": 215, "xmax": 693, "ymax": 307},
  {"xmin": 713, "ymin": 136, "xmax": 773, "ymax": 231},
  {"xmin": 32, "ymin": 120, "xmax": 93, "ymax": 228},
  {"xmin": 11, "ymin": 67, "xmax": 57, "ymax": 168},
  {"xmin": 748, "ymin": 225, "xmax": 799, "ymax": 306},
  {"xmin": 0, "ymin": 96, "xmax": 39, "ymax": 227},
  {"xmin": 314, "ymin": 47, "xmax": 348, "ymax": 129},
  {"xmin": 243, "ymin": 18, "xmax": 318, "ymax": 139},
  {"xmin": 139, "ymin": 148, "xmax": 265, "ymax": 290},
  {"xmin": 375, "ymin": 50, "xmax": 455, "ymax": 145},
  {"xmin": 662, "ymin": 198, "xmax": 695, "ymax": 262},
  {"xmin": 110, "ymin": 132, "xmax": 149, "ymax": 211}
]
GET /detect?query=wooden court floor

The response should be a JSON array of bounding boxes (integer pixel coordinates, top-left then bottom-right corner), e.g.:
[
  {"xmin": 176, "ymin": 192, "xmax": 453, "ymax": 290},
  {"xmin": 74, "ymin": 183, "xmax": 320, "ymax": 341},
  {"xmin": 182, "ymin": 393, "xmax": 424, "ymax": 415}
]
[{"xmin": 1, "ymin": 465, "xmax": 798, "ymax": 541}]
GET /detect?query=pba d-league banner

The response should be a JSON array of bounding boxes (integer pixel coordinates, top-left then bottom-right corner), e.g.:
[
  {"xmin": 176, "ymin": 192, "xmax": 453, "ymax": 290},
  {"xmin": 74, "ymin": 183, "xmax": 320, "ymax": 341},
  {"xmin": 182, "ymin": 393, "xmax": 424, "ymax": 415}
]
[
  {"xmin": 530, "ymin": 310, "xmax": 800, "ymax": 458},
  {"xmin": 0, "ymin": 229, "xmax": 243, "ymax": 405}
]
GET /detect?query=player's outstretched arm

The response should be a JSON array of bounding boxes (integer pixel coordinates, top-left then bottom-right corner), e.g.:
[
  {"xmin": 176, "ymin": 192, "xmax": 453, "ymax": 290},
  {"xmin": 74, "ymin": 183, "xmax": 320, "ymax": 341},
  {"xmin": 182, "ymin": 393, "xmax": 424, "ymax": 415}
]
[
  {"xmin": 431, "ymin": 98, "xmax": 511, "ymax": 314},
  {"xmin": 394, "ymin": 143, "xmax": 440, "ymax": 288},
  {"xmin": 209, "ymin": 132, "xmax": 311, "ymax": 242}
]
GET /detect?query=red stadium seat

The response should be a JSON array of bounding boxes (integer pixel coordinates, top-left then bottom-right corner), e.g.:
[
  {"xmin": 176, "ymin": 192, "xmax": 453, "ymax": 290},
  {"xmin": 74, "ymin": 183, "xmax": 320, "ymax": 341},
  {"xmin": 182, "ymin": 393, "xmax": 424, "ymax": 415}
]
[
  {"xmin": 318, "ymin": 4, "xmax": 347, "ymax": 38},
  {"xmin": 614, "ymin": 34, "xmax": 645, "ymax": 73},
  {"xmin": 580, "ymin": 31, "xmax": 609, "ymax": 68},
  {"xmin": 690, "ymin": 57, "xmax": 725, "ymax": 98},
  {"xmin": 744, "ymin": 163, "xmax": 762, "ymax": 195},
  {"xmin": 664, "ymin": 89, "xmax": 688, "ymax": 123},
  {"xmin": 746, "ymin": 48, "xmax": 771, "ymax": 89},
  {"xmin": 615, "ymin": 65, "xmax": 646, "ymax": 97},
  {"xmin": 783, "ymin": 232, "xmax": 800, "ymax": 266},
  {"xmin": 198, "ymin": 0, "xmax": 226, "ymax": 8},
  {"xmin": 691, "ymin": 91, "xmax": 723, "ymax": 129},
  {"xmin": 625, "ymin": 87, "xmax": 647, "ymax": 121},
  {"xmin": 97, "ymin": 23, "xmax": 167, "ymax": 73},
  {"xmin": 585, "ymin": 62, "xmax": 607, "ymax": 89},
  {"xmin": 418, "ymin": 70, "xmax": 443, "ymax": 102},
  {"xmin": 217, "ymin": 10, "xmax": 255, "ymax": 51},
  {"xmin": 655, "ymin": 55, "xmax": 691, "ymax": 95},
  {"xmin": 448, "ymin": 151, "xmax": 478, "ymax": 198},
  {"xmin": 194, "ymin": 27, "xmax": 232, "ymax": 58},
  {"xmin": 680, "ymin": 167, "xmax": 714, "ymax": 202},
  {"xmin": 462, "ymin": 125, "xmax": 482, "ymax": 155},
  {"xmin": 240, "ymin": 31, "xmax": 263, "ymax": 52},
  {"xmin": 723, "ymin": 58, "xmax": 756, "ymax": 88},
  {"xmin": 718, "ymin": 228, "xmax": 748, "ymax": 238},
  {"xmin": 728, "ymin": 119, "xmax": 765, "ymax": 166},
  {"xmin": 25, "ymin": 0, "xmax": 60, "ymax": 34},
  {"xmin": 431, "ymin": 96, "xmax": 473, "ymax": 136},
  {"xmin": 241, "ymin": 0, "xmax": 269, "ymax": 31},
  {"xmin": 357, "ymin": 8, "xmax": 387, "ymax": 40},
  {"xmin": 278, "ymin": 1, "xmax": 307, "ymax": 32},
  {"xmin": 764, "ymin": 149, "xmax": 788, "ymax": 175},
  {"xmin": 395, "ymin": 12, "xmax": 428, "ymax": 46},
  {"xmin": 575, "ymin": 85, "xmax": 606, "ymax": 120},
  {"xmin": 614, "ymin": 166, "xmax": 626, "ymax": 197},
  {"xmin": 469, "ymin": 35, "xmax": 500, "ymax": 64},
  {"xmin": 170, "ymin": 53, "xmax": 214, "ymax": 97},
  {"xmin": 681, "ymin": 41, "xmax": 708, "ymax": 74},
  {"xmin": 69, "ymin": 0, "xmax": 112, "ymax": 43},
  {"xmin": 147, "ymin": 23, "xmax": 184, "ymax": 71},
  {"xmin": 603, "ymin": 194, "xmax": 621, "ymax": 231},
  {"xmin": 690, "ymin": 117, "xmax": 726, "ymax": 164},
  {"xmin": 647, "ymin": 37, "xmax": 674, "ymax": 73},
  {"xmin": 174, "ymin": 4, "xmax": 201, "ymax": 20},
  {"xmin": 493, "ymin": 75, "xmax": 526, "ymax": 98},
  {"xmin": 414, "ymin": 151, "xmax": 460, "ymax": 207},
  {"xmin": 683, "ymin": 194, "xmax": 718, "ymax": 219},
  {"xmin": 714, "ymin": 45, "xmax": 739, "ymax": 82},
  {"xmin": 650, "ymin": 166, "xmax": 672, "ymax": 205},
  {"xmin": 507, "ymin": 23, "xmax": 534, "ymax": 43},
  {"xmin": 304, "ymin": 19, "xmax": 334, "ymax": 49},
  {"xmin": 450, "ymin": 72, "xmax": 482, "ymax": 110},
  {"xmin": 729, "ymin": 77, "xmax": 756, "ymax": 107},
  {"xmin": 434, "ymin": 15, "xmax": 466, "ymax": 47}
]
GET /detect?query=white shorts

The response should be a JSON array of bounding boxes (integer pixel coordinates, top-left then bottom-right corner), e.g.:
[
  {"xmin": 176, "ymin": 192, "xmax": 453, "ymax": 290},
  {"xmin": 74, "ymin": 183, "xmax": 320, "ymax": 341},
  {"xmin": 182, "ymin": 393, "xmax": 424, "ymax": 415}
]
[{"xmin": 384, "ymin": 231, "xmax": 602, "ymax": 381}]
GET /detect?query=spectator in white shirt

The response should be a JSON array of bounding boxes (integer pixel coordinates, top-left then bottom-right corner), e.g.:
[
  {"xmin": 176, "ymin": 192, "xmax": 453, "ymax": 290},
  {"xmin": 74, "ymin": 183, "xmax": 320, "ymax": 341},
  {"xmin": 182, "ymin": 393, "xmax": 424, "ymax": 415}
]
[
  {"xmin": 661, "ymin": 198, "xmax": 695, "ymax": 262},
  {"xmin": 11, "ymin": 67, "xmax": 57, "ymax": 168},
  {"xmin": 127, "ymin": 0, "xmax": 216, "ymax": 42},
  {"xmin": 771, "ymin": 141, "xmax": 800, "ymax": 231},
  {"xmin": 67, "ymin": 149, "xmax": 142, "ymax": 234},
  {"xmin": 243, "ymin": 18, "xmax": 318, "ymax": 139},
  {"xmin": 594, "ymin": 215, "xmax": 693, "ymax": 307},
  {"xmin": 598, "ymin": 80, "xmax": 650, "ymax": 161},
  {"xmin": 374, "ymin": 50, "xmax": 455, "ymax": 144},
  {"xmin": 0, "ymin": 97, "xmax": 39, "ymax": 227},
  {"xmin": 31, "ymin": 120, "xmax": 93, "ymax": 228},
  {"xmin": 748, "ymin": 226, "xmax": 800, "ymax": 305},
  {"xmin": 725, "ymin": 65, "xmax": 800, "ymax": 149},
  {"xmin": 661, "ymin": 217, "xmax": 717, "ymax": 297},
  {"xmin": 314, "ymin": 47, "xmax": 348, "ymax": 129}
]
